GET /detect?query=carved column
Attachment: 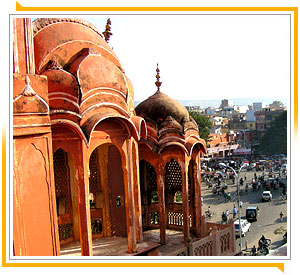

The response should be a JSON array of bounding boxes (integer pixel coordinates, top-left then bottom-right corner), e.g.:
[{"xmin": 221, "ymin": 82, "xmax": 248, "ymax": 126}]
[
  {"xmin": 193, "ymin": 158, "xmax": 201, "ymax": 237},
  {"xmin": 182, "ymin": 158, "xmax": 190, "ymax": 246},
  {"xmin": 77, "ymin": 143, "xmax": 93, "ymax": 255},
  {"xmin": 158, "ymin": 155, "xmax": 166, "ymax": 244},
  {"xmin": 124, "ymin": 139, "xmax": 137, "ymax": 253},
  {"xmin": 132, "ymin": 141, "xmax": 143, "ymax": 243}
]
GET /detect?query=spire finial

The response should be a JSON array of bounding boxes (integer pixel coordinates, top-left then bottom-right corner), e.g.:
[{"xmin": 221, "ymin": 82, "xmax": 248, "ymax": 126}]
[
  {"xmin": 155, "ymin": 63, "xmax": 162, "ymax": 91},
  {"xmin": 102, "ymin": 18, "xmax": 112, "ymax": 43}
]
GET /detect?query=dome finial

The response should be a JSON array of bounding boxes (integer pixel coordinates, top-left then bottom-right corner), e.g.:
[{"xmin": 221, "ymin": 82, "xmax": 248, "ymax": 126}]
[
  {"xmin": 102, "ymin": 18, "xmax": 112, "ymax": 43},
  {"xmin": 155, "ymin": 63, "xmax": 162, "ymax": 92}
]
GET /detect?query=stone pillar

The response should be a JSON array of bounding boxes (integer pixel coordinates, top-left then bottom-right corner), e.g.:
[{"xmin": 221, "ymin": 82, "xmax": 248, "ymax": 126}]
[
  {"xmin": 78, "ymin": 143, "xmax": 93, "ymax": 255},
  {"xmin": 193, "ymin": 160, "xmax": 201, "ymax": 237},
  {"xmin": 124, "ymin": 139, "xmax": 137, "ymax": 253},
  {"xmin": 158, "ymin": 156, "xmax": 166, "ymax": 244},
  {"xmin": 182, "ymin": 159, "xmax": 190, "ymax": 246},
  {"xmin": 132, "ymin": 141, "xmax": 143, "ymax": 243}
]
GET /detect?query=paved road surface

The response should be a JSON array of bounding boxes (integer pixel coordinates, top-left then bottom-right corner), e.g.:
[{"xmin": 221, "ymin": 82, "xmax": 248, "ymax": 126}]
[{"xmin": 201, "ymin": 169, "xmax": 287, "ymax": 253}]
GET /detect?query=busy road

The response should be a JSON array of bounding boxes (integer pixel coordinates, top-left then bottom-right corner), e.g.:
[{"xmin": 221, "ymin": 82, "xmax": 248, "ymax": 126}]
[{"xmin": 201, "ymin": 162, "xmax": 287, "ymax": 254}]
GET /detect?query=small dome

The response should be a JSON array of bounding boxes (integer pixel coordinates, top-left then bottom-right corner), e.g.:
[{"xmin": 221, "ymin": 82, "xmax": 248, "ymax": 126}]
[{"xmin": 135, "ymin": 90, "xmax": 189, "ymax": 125}]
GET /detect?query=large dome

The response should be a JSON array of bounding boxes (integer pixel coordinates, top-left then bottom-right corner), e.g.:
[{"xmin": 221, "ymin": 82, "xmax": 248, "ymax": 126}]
[
  {"xmin": 135, "ymin": 90, "xmax": 190, "ymax": 125},
  {"xmin": 31, "ymin": 18, "xmax": 145, "ymax": 143}
]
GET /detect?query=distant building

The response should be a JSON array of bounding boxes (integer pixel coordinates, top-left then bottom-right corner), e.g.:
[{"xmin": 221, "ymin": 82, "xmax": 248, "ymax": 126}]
[
  {"xmin": 253, "ymin": 102, "xmax": 264, "ymax": 111},
  {"xmin": 245, "ymin": 121, "xmax": 256, "ymax": 130},
  {"xmin": 235, "ymin": 105, "xmax": 248, "ymax": 114},
  {"xmin": 206, "ymin": 132, "xmax": 239, "ymax": 159},
  {"xmin": 255, "ymin": 108, "xmax": 285, "ymax": 139},
  {"xmin": 205, "ymin": 107, "xmax": 216, "ymax": 116},
  {"xmin": 246, "ymin": 109, "xmax": 256, "ymax": 122},
  {"xmin": 220, "ymin": 99, "xmax": 233, "ymax": 109},
  {"xmin": 185, "ymin": 106, "xmax": 202, "ymax": 113},
  {"xmin": 269, "ymin": 101, "xmax": 285, "ymax": 110}
]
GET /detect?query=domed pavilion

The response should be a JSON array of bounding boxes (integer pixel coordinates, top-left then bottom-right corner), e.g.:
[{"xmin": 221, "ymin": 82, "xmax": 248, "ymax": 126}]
[{"xmin": 136, "ymin": 65, "xmax": 207, "ymax": 245}]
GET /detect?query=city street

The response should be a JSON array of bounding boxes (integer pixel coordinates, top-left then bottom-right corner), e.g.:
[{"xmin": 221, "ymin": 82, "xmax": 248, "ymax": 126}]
[{"xmin": 201, "ymin": 169, "xmax": 287, "ymax": 253}]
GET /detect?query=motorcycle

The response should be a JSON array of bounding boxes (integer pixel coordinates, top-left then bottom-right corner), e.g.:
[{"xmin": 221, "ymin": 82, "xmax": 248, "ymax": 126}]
[{"xmin": 258, "ymin": 238, "xmax": 271, "ymax": 255}]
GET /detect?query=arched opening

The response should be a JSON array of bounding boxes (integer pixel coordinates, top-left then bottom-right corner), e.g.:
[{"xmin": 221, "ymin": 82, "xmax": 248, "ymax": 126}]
[
  {"xmin": 165, "ymin": 159, "xmax": 183, "ymax": 229},
  {"xmin": 88, "ymin": 144, "xmax": 127, "ymax": 238},
  {"xmin": 139, "ymin": 160, "xmax": 159, "ymax": 231},
  {"xmin": 53, "ymin": 148, "xmax": 79, "ymax": 244}
]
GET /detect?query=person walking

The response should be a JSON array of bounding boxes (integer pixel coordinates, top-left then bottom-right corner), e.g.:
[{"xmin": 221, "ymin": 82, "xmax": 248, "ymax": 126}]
[
  {"xmin": 239, "ymin": 200, "xmax": 243, "ymax": 209},
  {"xmin": 233, "ymin": 205, "xmax": 237, "ymax": 218},
  {"xmin": 280, "ymin": 211, "xmax": 284, "ymax": 222},
  {"xmin": 258, "ymin": 180, "xmax": 261, "ymax": 190}
]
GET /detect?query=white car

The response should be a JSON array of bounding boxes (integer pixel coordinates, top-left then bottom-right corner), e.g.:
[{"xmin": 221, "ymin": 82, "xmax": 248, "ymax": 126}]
[
  {"xmin": 262, "ymin": 191, "xmax": 272, "ymax": 201},
  {"xmin": 234, "ymin": 219, "xmax": 251, "ymax": 237}
]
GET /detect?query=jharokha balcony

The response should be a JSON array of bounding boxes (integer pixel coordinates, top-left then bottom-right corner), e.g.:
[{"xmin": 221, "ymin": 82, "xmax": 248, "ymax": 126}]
[{"xmin": 59, "ymin": 215, "xmax": 236, "ymax": 256}]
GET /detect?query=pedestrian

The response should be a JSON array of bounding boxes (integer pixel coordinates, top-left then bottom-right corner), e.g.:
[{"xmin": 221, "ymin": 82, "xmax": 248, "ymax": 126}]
[
  {"xmin": 251, "ymin": 245, "xmax": 257, "ymax": 256},
  {"xmin": 244, "ymin": 173, "xmax": 247, "ymax": 181},
  {"xmin": 258, "ymin": 181, "xmax": 261, "ymax": 189},
  {"xmin": 217, "ymin": 189, "xmax": 220, "ymax": 200},
  {"xmin": 206, "ymin": 206, "xmax": 211, "ymax": 217},
  {"xmin": 239, "ymin": 201, "xmax": 243, "ymax": 209},
  {"xmin": 222, "ymin": 212, "xmax": 227, "ymax": 224},
  {"xmin": 280, "ymin": 211, "xmax": 284, "ymax": 222},
  {"xmin": 233, "ymin": 205, "xmax": 237, "ymax": 218}
]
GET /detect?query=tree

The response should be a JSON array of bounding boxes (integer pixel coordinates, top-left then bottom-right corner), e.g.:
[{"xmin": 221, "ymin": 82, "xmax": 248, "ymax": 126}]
[
  {"xmin": 189, "ymin": 111, "xmax": 212, "ymax": 142},
  {"xmin": 258, "ymin": 111, "xmax": 287, "ymax": 156}
]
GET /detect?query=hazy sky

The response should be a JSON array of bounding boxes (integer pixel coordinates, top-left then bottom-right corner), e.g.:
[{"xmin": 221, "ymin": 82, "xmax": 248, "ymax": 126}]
[{"xmin": 82, "ymin": 14, "xmax": 290, "ymax": 102}]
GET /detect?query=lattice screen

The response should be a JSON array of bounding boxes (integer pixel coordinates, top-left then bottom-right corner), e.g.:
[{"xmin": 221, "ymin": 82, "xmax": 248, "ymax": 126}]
[
  {"xmin": 165, "ymin": 159, "xmax": 182, "ymax": 190},
  {"xmin": 89, "ymin": 150, "xmax": 100, "ymax": 194},
  {"xmin": 53, "ymin": 148, "xmax": 72, "ymax": 214},
  {"xmin": 146, "ymin": 161, "xmax": 157, "ymax": 188}
]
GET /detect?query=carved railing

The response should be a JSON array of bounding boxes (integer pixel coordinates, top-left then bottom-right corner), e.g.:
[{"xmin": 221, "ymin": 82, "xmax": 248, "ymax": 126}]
[
  {"xmin": 143, "ymin": 203, "xmax": 160, "ymax": 229},
  {"xmin": 166, "ymin": 203, "xmax": 183, "ymax": 229},
  {"xmin": 58, "ymin": 223, "xmax": 73, "ymax": 241},
  {"xmin": 190, "ymin": 223, "xmax": 235, "ymax": 256}
]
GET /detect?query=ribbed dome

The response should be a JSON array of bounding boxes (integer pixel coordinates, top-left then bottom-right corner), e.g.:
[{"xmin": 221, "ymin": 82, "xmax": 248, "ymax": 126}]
[{"xmin": 135, "ymin": 90, "xmax": 190, "ymax": 125}]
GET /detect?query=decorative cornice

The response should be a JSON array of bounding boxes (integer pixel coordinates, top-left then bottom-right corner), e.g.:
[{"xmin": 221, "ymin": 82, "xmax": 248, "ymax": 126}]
[{"xmin": 32, "ymin": 18, "xmax": 104, "ymax": 38}]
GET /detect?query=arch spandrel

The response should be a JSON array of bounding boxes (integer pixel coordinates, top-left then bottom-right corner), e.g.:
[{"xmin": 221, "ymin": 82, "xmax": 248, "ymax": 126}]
[
  {"xmin": 185, "ymin": 137, "xmax": 207, "ymax": 157},
  {"xmin": 83, "ymin": 113, "xmax": 140, "ymax": 146}
]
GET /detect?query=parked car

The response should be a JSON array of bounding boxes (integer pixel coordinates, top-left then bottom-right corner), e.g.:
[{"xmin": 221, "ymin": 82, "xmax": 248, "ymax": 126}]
[
  {"xmin": 234, "ymin": 219, "xmax": 251, "ymax": 237},
  {"xmin": 262, "ymin": 190, "xmax": 272, "ymax": 201},
  {"xmin": 246, "ymin": 206, "xmax": 259, "ymax": 221}
]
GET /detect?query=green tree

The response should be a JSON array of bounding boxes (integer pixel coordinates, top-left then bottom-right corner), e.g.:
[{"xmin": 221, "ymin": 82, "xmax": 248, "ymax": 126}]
[
  {"xmin": 189, "ymin": 111, "xmax": 212, "ymax": 142},
  {"xmin": 258, "ymin": 111, "xmax": 287, "ymax": 155}
]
